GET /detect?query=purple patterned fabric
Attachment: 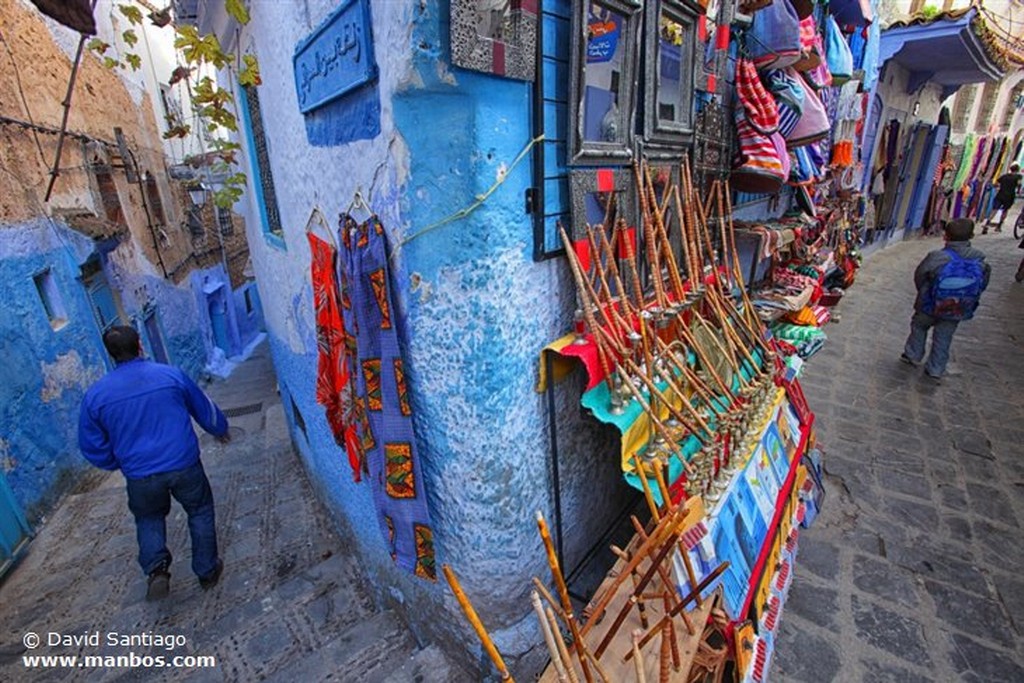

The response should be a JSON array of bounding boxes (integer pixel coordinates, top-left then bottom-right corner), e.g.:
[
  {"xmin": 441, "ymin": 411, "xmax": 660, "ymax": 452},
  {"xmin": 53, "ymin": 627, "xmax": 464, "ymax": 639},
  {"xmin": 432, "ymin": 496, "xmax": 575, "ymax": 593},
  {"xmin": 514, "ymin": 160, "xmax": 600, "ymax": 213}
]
[{"xmin": 338, "ymin": 214, "xmax": 436, "ymax": 580}]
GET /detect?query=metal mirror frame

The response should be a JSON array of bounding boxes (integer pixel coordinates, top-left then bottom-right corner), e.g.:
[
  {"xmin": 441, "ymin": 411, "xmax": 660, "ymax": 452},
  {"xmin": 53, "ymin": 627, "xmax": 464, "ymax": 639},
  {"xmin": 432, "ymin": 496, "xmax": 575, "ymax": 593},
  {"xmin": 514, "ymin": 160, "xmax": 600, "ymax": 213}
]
[
  {"xmin": 642, "ymin": 0, "xmax": 700, "ymax": 146},
  {"xmin": 450, "ymin": 0, "xmax": 538, "ymax": 81},
  {"xmin": 568, "ymin": 168, "xmax": 638, "ymax": 242},
  {"xmin": 568, "ymin": 0, "xmax": 643, "ymax": 166}
]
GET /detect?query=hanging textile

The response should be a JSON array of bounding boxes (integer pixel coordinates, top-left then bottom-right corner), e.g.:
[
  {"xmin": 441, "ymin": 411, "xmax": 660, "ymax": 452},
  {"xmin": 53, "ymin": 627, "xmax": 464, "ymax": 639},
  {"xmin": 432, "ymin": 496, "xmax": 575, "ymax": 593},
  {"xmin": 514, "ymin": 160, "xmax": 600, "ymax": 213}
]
[
  {"xmin": 952, "ymin": 134, "xmax": 977, "ymax": 190},
  {"xmin": 308, "ymin": 233, "xmax": 362, "ymax": 482},
  {"xmin": 338, "ymin": 214, "xmax": 436, "ymax": 581}
]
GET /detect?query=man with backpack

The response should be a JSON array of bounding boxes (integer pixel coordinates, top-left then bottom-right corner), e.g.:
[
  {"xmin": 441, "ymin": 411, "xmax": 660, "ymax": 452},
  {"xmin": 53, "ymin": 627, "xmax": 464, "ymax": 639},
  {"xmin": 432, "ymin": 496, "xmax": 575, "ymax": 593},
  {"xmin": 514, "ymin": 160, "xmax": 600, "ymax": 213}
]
[{"xmin": 901, "ymin": 218, "xmax": 990, "ymax": 381}]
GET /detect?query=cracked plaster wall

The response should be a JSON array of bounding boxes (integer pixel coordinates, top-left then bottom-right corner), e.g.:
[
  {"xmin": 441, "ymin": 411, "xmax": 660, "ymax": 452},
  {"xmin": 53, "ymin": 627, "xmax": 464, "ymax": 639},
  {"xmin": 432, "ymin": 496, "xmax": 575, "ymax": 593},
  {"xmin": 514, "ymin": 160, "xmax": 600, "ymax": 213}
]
[
  {"xmin": 0, "ymin": 219, "xmax": 109, "ymax": 523},
  {"xmin": 230, "ymin": 1, "xmax": 634, "ymax": 675}
]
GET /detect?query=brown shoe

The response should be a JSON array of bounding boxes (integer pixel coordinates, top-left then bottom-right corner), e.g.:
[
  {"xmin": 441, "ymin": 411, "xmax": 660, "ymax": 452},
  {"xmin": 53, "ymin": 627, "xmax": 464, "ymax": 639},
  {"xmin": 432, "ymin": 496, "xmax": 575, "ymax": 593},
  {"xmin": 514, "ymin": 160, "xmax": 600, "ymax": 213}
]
[
  {"xmin": 146, "ymin": 568, "xmax": 170, "ymax": 601},
  {"xmin": 199, "ymin": 559, "xmax": 223, "ymax": 590}
]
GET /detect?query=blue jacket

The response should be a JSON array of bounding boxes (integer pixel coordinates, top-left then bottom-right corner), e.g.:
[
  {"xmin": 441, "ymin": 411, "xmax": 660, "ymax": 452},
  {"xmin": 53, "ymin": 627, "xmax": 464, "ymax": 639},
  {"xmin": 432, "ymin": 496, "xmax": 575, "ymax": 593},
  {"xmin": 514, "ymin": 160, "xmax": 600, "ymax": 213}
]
[{"xmin": 78, "ymin": 359, "xmax": 228, "ymax": 479}]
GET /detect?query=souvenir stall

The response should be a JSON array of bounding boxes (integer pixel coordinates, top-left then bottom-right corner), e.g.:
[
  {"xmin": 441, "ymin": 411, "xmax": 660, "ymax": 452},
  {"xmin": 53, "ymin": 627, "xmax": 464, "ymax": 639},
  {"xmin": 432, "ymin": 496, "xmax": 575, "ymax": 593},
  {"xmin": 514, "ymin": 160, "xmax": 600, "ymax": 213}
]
[
  {"xmin": 726, "ymin": 0, "xmax": 872, "ymax": 369},
  {"xmin": 439, "ymin": 0, "xmax": 875, "ymax": 679}
]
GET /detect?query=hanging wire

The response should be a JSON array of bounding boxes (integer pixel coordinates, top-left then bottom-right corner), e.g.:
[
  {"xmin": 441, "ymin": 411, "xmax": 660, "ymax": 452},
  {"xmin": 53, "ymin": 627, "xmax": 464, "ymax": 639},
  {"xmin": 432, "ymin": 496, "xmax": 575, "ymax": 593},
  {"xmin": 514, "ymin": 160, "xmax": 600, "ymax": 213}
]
[{"xmin": 0, "ymin": 27, "xmax": 47, "ymax": 166}]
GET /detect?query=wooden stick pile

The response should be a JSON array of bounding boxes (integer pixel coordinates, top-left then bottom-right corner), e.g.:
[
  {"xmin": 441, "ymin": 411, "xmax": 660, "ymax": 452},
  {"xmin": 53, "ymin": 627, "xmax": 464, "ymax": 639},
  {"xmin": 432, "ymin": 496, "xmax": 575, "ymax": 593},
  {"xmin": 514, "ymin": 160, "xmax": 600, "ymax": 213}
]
[
  {"xmin": 443, "ymin": 507, "xmax": 731, "ymax": 682},
  {"xmin": 560, "ymin": 160, "xmax": 780, "ymax": 506}
]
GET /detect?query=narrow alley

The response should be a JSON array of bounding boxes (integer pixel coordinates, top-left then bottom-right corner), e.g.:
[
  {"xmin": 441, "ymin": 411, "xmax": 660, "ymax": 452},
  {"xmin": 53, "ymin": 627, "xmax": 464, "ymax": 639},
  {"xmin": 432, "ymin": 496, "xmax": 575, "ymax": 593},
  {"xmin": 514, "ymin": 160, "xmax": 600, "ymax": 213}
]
[
  {"xmin": 0, "ymin": 343, "xmax": 467, "ymax": 682},
  {"xmin": 2, "ymin": 224, "xmax": 1022, "ymax": 682},
  {"xmin": 774, "ymin": 223, "xmax": 1024, "ymax": 681}
]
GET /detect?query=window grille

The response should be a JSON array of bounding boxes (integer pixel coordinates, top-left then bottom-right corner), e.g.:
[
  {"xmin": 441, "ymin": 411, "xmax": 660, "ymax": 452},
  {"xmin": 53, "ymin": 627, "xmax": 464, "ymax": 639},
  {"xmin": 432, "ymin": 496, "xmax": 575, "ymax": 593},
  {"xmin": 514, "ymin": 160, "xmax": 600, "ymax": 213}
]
[
  {"xmin": 217, "ymin": 206, "xmax": 234, "ymax": 235},
  {"xmin": 241, "ymin": 84, "xmax": 284, "ymax": 239}
]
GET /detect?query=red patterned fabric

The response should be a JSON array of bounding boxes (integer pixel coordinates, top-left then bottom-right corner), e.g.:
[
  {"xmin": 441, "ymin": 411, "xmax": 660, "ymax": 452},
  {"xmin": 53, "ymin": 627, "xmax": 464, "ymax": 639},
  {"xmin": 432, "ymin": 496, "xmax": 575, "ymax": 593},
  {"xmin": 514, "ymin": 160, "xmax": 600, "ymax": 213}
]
[
  {"xmin": 736, "ymin": 58, "xmax": 779, "ymax": 135},
  {"xmin": 308, "ymin": 233, "xmax": 361, "ymax": 482}
]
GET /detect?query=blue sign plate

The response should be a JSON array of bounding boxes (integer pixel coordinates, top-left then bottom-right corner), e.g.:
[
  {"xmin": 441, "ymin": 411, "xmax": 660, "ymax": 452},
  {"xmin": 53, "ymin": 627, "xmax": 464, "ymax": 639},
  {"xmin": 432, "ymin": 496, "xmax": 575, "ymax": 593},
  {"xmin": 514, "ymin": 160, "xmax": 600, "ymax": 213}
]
[{"xmin": 293, "ymin": 0, "xmax": 377, "ymax": 114}]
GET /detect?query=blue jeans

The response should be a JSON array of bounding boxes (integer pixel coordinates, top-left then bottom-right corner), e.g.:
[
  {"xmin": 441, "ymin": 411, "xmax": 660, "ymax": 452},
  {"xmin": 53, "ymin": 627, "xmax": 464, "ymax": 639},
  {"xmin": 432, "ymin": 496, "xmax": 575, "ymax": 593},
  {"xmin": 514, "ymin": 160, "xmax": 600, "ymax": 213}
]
[
  {"xmin": 904, "ymin": 311, "xmax": 959, "ymax": 377},
  {"xmin": 125, "ymin": 461, "xmax": 218, "ymax": 579}
]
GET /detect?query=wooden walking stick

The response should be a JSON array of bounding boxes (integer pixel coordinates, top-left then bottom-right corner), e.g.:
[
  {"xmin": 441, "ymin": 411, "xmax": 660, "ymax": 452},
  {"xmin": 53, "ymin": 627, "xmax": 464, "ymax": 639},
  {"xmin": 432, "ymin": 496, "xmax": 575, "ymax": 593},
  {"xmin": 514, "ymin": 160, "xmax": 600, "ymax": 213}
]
[
  {"xmin": 545, "ymin": 606, "xmax": 581, "ymax": 683},
  {"xmin": 560, "ymin": 224, "xmax": 618, "ymax": 394},
  {"xmin": 659, "ymin": 621, "xmax": 672, "ymax": 683},
  {"xmin": 533, "ymin": 591, "xmax": 572, "ymax": 683},
  {"xmin": 624, "ymin": 562, "xmax": 731, "ymax": 662},
  {"xmin": 592, "ymin": 519, "xmax": 688, "ymax": 660},
  {"xmin": 585, "ymin": 225, "xmax": 634, "ymax": 337},
  {"xmin": 635, "ymin": 161, "xmax": 669, "ymax": 309},
  {"xmin": 650, "ymin": 464, "xmax": 704, "ymax": 612},
  {"xmin": 533, "ymin": 577, "xmax": 569, "ymax": 621},
  {"xmin": 614, "ymin": 366, "xmax": 694, "ymax": 475},
  {"xmin": 610, "ymin": 545, "xmax": 650, "ymax": 629},
  {"xmin": 631, "ymin": 630, "xmax": 648, "ymax": 683},
  {"xmin": 723, "ymin": 180, "xmax": 774, "ymax": 360},
  {"xmin": 537, "ymin": 511, "xmax": 595, "ymax": 683},
  {"xmin": 622, "ymin": 358, "xmax": 710, "ymax": 443},
  {"xmin": 442, "ymin": 565, "xmax": 514, "ymax": 681},
  {"xmin": 633, "ymin": 455, "xmax": 663, "ymax": 522},
  {"xmin": 583, "ymin": 505, "xmax": 690, "ymax": 636}
]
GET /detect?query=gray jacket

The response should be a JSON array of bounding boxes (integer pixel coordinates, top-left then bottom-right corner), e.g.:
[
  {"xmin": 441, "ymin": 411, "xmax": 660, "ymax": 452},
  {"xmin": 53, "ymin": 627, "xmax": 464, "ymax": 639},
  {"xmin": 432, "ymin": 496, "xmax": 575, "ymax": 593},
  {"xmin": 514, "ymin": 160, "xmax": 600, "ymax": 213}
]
[{"xmin": 913, "ymin": 240, "xmax": 991, "ymax": 312}]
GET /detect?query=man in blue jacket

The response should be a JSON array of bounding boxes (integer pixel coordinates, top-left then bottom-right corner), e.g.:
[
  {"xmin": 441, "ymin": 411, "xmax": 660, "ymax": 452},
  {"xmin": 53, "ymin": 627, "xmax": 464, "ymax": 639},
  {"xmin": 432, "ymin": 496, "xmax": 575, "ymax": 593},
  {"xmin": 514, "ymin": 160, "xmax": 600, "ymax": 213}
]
[{"xmin": 79, "ymin": 326, "xmax": 230, "ymax": 600}]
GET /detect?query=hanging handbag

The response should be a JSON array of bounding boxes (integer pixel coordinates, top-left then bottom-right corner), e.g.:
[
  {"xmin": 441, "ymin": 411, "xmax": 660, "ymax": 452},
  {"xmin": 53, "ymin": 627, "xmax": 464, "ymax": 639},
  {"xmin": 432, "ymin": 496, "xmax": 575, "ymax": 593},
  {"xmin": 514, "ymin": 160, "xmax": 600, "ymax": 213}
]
[
  {"xmin": 825, "ymin": 17, "xmax": 853, "ymax": 85},
  {"xmin": 785, "ymin": 68, "xmax": 830, "ymax": 147},
  {"xmin": 765, "ymin": 69, "xmax": 805, "ymax": 138},
  {"xmin": 747, "ymin": 0, "xmax": 802, "ymax": 70},
  {"xmin": 830, "ymin": 0, "xmax": 873, "ymax": 27},
  {"xmin": 803, "ymin": 34, "xmax": 833, "ymax": 90},
  {"xmin": 792, "ymin": 16, "xmax": 822, "ymax": 71},
  {"xmin": 736, "ymin": 58, "xmax": 780, "ymax": 134},
  {"xmin": 732, "ymin": 109, "xmax": 787, "ymax": 194}
]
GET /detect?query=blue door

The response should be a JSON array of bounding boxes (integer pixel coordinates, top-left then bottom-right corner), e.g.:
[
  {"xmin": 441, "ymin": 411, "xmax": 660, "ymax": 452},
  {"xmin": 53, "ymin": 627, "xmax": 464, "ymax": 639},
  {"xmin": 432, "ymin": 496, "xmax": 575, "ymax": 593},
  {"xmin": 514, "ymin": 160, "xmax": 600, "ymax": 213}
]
[
  {"xmin": 0, "ymin": 472, "xmax": 31, "ymax": 577},
  {"xmin": 208, "ymin": 293, "xmax": 230, "ymax": 354},
  {"xmin": 84, "ymin": 272, "xmax": 120, "ymax": 333},
  {"xmin": 906, "ymin": 124, "xmax": 949, "ymax": 233},
  {"xmin": 142, "ymin": 308, "xmax": 170, "ymax": 364}
]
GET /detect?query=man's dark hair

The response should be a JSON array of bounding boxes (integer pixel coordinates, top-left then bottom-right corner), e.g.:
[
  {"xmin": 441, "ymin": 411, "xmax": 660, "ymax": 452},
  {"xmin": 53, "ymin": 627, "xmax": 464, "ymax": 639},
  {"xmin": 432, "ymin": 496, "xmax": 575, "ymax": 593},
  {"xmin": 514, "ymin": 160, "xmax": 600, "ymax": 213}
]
[
  {"xmin": 945, "ymin": 218, "xmax": 974, "ymax": 241},
  {"xmin": 1012, "ymin": 163, "xmax": 1020, "ymax": 173},
  {"xmin": 103, "ymin": 325, "xmax": 141, "ymax": 363}
]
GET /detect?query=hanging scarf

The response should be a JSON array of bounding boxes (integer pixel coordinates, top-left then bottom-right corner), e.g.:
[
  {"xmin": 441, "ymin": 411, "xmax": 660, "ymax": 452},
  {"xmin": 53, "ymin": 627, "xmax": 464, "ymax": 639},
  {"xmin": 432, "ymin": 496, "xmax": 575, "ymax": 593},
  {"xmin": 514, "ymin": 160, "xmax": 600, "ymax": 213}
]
[
  {"xmin": 338, "ymin": 214, "xmax": 436, "ymax": 581},
  {"xmin": 952, "ymin": 133, "xmax": 977, "ymax": 190},
  {"xmin": 308, "ymin": 233, "xmax": 362, "ymax": 482}
]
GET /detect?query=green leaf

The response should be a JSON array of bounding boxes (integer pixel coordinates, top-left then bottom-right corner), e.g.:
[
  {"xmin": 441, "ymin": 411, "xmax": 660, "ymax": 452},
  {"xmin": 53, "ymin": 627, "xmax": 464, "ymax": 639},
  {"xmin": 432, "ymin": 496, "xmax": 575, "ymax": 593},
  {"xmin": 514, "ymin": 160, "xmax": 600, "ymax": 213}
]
[
  {"xmin": 122, "ymin": 29, "xmax": 138, "ymax": 47},
  {"xmin": 239, "ymin": 54, "xmax": 261, "ymax": 87},
  {"xmin": 86, "ymin": 38, "xmax": 110, "ymax": 54},
  {"xmin": 118, "ymin": 4, "xmax": 143, "ymax": 25},
  {"xmin": 103, "ymin": 56, "xmax": 120, "ymax": 70},
  {"xmin": 225, "ymin": 0, "xmax": 251, "ymax": 25},
  {"xmin": 125, "ymin": 53, "xmax": 142, "ymax": 70}
]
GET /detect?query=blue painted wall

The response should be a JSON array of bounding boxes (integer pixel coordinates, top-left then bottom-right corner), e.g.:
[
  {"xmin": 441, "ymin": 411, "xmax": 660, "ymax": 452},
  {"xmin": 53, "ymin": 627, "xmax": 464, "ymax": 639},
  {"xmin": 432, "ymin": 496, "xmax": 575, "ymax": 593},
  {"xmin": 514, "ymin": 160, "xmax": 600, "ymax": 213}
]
[
  {"xmin": 0, "ymin": 220, "xmax": 109, "ymax": 522},
  {"xmin": 0, "ymin": 218, "xmax": 244, "ymax": 524},
  {"xmin": 226, "ymin": 1, "xmax": 635, "ymax": 676}
]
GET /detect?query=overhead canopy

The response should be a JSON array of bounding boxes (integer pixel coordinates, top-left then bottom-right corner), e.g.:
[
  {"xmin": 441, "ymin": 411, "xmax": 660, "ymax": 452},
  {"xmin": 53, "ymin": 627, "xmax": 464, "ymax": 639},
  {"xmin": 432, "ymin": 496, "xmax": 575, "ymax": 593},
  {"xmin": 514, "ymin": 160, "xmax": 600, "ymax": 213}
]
[{"xmin": 879, "ymin": 8, "xmax": 1007, "ymax": 100}]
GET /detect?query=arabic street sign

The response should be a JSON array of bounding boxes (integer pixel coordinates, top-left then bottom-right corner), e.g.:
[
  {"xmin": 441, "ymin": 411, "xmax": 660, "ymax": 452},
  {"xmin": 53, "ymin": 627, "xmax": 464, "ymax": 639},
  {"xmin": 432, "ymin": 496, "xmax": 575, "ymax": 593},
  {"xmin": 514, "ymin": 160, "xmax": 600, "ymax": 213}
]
[{"xmin": 293, "ymin": 0, "xmax": 377, "ymax": 114}]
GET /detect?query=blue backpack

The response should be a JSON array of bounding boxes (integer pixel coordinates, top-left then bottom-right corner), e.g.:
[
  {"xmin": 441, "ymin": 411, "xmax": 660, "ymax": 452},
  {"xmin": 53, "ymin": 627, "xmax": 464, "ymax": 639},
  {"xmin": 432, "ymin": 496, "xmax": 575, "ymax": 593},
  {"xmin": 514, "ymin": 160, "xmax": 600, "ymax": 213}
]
[{"xmin": 921, "ymin": 248, "xmax": 985, "ymax": 321}]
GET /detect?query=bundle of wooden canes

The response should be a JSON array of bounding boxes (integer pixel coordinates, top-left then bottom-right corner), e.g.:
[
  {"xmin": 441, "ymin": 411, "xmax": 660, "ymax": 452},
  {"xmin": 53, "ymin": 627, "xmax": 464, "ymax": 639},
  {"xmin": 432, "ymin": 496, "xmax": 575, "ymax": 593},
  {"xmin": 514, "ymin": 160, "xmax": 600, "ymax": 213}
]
[
  {"xmin": 443, "ymin": 509, "xmax": 731, "ymax": 682},
  {"xmin": 558, "ymin": 158, "xmax": 781, "ymax": 510}
]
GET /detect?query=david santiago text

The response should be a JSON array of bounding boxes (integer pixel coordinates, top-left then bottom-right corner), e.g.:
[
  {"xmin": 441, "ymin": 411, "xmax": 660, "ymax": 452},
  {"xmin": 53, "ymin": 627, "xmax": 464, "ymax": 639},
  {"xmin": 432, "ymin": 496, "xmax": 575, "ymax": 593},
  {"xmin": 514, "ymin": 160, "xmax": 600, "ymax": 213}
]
[{"xmin": 43, "ymin": 632, "xmax": 188, "ymax": 651}]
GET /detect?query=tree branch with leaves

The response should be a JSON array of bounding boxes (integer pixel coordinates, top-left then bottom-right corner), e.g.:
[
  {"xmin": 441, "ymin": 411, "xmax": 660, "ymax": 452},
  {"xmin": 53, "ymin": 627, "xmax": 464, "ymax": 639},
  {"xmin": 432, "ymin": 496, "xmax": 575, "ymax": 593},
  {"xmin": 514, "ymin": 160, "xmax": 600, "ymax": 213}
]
[{"xmin": 89, "ymin": 0, "xmax": 259, "ymax": 209}]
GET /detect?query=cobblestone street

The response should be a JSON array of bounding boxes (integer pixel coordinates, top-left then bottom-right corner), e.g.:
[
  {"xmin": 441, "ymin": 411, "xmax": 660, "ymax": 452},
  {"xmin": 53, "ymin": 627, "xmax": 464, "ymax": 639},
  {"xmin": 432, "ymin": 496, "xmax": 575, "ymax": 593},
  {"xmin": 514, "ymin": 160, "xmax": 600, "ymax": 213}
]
[
  {"xmin": 774, "ymin": 217, "xmax": 1024, "ymax": 682},
  {"xmin": 0, "ymin": 343, "xmax": 466, "ymax": 682},
  {"xmin": 1, "ymin": 223, "xmax": 1023, "ymax": 682}
]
